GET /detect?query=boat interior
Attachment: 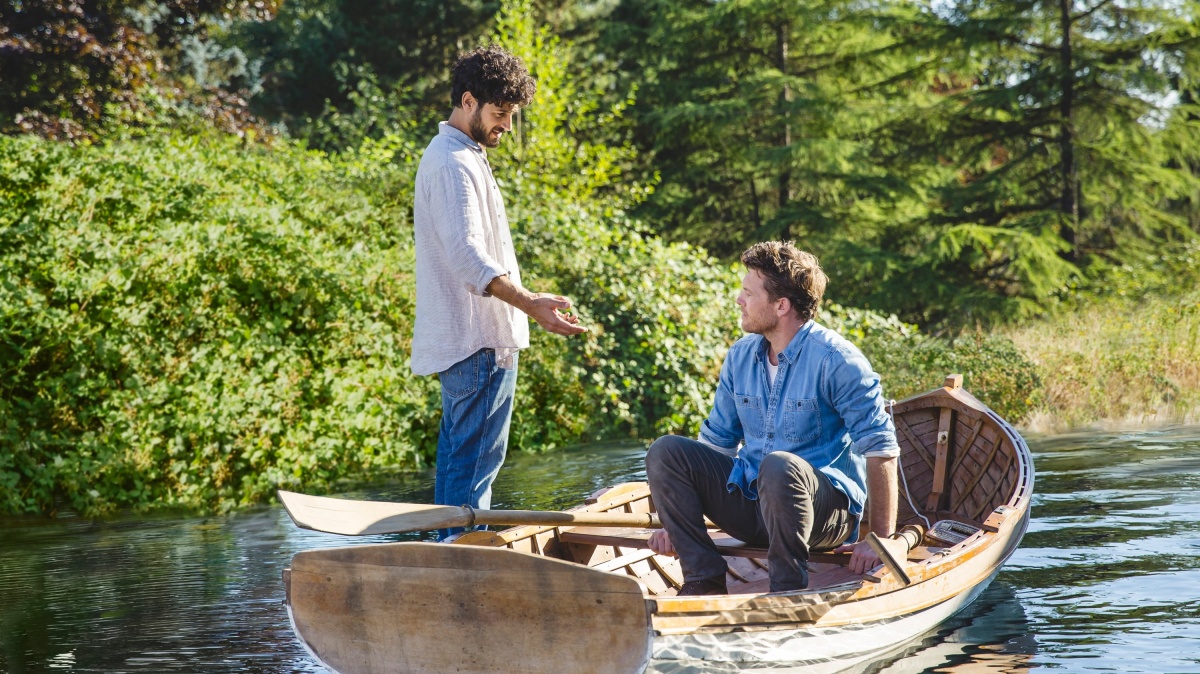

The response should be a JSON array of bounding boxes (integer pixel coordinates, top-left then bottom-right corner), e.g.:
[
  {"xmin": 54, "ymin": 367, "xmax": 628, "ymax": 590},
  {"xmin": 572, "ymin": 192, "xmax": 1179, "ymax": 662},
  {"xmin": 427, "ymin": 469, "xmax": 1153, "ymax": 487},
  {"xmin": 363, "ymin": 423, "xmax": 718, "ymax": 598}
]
[{"xmin": 448, "ymin": 376, "xmax": 1031, "ymax": 598}]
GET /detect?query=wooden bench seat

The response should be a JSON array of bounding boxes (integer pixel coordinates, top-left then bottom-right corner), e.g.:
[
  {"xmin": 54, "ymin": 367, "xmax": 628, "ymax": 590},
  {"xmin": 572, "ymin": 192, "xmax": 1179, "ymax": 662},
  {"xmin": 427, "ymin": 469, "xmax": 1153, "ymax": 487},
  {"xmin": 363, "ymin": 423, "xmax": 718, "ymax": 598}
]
[{"xmin": 559, "ymin": 526, "xmax": 942, "ymax": 564}]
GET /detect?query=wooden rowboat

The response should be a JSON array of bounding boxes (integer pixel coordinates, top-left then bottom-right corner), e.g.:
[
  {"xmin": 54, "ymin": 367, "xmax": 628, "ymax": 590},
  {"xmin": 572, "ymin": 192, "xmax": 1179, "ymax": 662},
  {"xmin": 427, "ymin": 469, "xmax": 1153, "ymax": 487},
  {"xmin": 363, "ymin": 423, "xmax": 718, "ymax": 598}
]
[{"xmin": 281, "ymin": 375, "xmax": 1033, "ymax": 673}]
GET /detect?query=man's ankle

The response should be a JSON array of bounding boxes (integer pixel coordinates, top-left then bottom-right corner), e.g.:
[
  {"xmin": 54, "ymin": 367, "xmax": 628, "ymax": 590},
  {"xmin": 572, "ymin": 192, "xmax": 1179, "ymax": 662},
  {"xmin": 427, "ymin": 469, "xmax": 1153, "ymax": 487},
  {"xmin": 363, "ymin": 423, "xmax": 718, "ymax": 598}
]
[{"xmin": 677, "ymin": 574, "xmax": 727, "ymax": 596}]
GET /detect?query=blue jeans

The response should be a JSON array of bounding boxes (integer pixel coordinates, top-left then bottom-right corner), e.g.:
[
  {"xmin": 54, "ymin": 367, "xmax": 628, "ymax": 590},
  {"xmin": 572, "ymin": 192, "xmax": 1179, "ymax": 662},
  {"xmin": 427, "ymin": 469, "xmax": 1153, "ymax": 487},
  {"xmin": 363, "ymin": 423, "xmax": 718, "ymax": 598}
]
[{"xmin": 435, "ymin": 348, "xmax": 518, "ymax": 540}]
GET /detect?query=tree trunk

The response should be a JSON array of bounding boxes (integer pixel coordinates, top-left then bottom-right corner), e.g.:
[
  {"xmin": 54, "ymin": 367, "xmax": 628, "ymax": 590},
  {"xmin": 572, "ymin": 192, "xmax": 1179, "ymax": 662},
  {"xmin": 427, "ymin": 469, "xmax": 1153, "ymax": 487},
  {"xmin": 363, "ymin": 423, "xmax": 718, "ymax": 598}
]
[
  {"xmin": 1058, "ymin": 0, "xmax": 1079, "ymax": 262},
  {"xmin": 776, "ymin": 21, "xmax": 793, "ymax": 240}
]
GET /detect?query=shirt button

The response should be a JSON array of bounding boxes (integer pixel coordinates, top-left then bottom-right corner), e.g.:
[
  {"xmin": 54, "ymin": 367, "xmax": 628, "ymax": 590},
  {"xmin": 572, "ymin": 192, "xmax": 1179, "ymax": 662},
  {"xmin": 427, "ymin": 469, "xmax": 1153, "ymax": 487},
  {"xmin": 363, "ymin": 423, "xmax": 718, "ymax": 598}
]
[
  {"xmin": 742, "ymin": 398, "xmax": 749, "ymax": 403},
  {"xmin": 767, "ymin": 433, "xmax": 774, "ymax": 439}
]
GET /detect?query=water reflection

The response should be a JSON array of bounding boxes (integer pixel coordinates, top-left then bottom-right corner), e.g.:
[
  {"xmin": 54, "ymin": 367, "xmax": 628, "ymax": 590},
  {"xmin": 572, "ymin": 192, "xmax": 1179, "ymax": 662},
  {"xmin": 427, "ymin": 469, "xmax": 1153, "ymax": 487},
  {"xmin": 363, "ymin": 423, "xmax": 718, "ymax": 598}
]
[
  {"xmin": 871, "ymin": 583, "xmax": 1036, "ymax": 674},
  {"xmin": 1, "ymin": 428, "xmax": 1199, "ymax": 673}
]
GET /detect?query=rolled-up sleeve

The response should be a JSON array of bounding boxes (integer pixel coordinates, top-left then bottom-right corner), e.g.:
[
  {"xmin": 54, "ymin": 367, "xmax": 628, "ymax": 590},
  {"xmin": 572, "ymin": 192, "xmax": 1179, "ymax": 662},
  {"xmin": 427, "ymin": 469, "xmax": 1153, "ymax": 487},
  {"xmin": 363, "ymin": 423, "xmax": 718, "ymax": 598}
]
[
  {"xmin": 428, "ymin": 164, "xmax": 509, "ymax": 296},
  {"xmin": 826, "ymin": 348, "xmax": 900, "ymax": 458},
  {"xmin": 699, "ymin": 356, "xmax": 743, "ymax": 451}
]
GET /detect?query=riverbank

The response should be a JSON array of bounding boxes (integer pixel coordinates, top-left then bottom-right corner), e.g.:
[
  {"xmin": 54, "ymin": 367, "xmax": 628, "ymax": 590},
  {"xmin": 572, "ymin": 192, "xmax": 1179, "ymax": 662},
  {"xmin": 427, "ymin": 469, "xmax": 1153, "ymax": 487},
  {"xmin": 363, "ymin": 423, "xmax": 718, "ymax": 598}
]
[{"xmin": 1003, "ymin": 291, "xmax": 1200, "ymax": 434}]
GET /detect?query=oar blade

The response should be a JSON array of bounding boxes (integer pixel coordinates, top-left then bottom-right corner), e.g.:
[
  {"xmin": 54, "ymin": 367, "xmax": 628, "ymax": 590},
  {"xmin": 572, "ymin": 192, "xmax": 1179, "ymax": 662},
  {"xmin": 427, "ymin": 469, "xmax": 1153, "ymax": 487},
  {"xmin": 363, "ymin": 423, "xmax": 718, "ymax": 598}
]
[
  {"xmin": 286, "ymin": 542, "xmax": 653, "ymax": 674},
  {"xmin": 277, "ymin": 490, "xmax": 471, "ymax": 535}
]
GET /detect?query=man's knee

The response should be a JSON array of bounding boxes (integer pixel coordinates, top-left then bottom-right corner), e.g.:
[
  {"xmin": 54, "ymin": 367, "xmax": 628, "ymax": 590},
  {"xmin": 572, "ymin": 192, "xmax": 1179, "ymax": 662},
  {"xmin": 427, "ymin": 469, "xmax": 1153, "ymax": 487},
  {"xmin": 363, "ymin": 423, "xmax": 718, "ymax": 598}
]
[
  {"xmin": 759, "ymin": 452, "xmax": 819, "ymax": 493},
  {"xmin": 646, "ymin": 435, "xmax": 691, "ymax": 475}
]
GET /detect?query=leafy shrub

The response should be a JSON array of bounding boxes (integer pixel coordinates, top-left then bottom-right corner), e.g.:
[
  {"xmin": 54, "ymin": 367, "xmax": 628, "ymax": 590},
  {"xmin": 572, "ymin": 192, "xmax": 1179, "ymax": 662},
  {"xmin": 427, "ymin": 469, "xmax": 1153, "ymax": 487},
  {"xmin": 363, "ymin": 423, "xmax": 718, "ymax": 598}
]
[
  {"xmin": 0, "ymin": 0, "xmax": 1053, "ymax": 517},
  {"xmin": 824, "ymin": 304, "xmax": 1043, "ymax": 423},
  {"xmin": 0, "ymin": 127, "xmax": 743, "ymax": 516},
  {"xmin": 524, "ymin": 222, "xmax": 740, "ymax": 445},
  {"xmin": 0, "ymin": 132, "xmax": 440, "ymax": 516}
]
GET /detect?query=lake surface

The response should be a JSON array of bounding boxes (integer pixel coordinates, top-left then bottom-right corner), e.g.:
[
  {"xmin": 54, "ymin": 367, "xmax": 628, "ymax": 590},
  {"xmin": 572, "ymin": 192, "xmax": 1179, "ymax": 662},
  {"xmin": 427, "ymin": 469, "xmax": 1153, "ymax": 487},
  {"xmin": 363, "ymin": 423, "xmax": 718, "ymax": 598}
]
[{"xmin": 2, "ymin": 427, "xmax": 1200, "ymax": 673}]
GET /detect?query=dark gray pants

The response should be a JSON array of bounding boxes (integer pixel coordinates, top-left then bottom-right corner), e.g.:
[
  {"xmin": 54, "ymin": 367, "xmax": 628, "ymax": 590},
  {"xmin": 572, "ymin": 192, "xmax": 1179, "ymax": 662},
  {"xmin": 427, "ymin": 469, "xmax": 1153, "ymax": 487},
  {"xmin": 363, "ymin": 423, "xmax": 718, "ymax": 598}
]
[{"xmin": 645, "ymin": 435, "xmax": 853, "ymax": 592}]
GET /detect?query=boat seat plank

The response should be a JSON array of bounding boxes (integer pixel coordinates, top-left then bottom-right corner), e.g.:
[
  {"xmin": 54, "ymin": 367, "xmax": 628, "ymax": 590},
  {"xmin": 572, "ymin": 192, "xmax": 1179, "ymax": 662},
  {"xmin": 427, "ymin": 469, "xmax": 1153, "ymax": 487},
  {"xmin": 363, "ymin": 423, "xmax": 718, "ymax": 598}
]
[
  {"xmin": 592, "ymin": 548, "xmax": 657, "ymax": 573},
  {"xmin": 560, "ymin": 527, "xmax": 940, "ymax": 564},
  {"xmin": 737, "ymin": 565, "xmax": 864, "ymax": 595}
]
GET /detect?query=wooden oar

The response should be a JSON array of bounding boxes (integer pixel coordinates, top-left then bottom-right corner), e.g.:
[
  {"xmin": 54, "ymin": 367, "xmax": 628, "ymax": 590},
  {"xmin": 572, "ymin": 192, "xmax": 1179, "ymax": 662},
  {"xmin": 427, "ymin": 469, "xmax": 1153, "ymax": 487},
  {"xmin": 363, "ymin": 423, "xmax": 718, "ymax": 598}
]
[{"xmin": 277, "ymin": 490, "xmax": 663, "ymax": 536}]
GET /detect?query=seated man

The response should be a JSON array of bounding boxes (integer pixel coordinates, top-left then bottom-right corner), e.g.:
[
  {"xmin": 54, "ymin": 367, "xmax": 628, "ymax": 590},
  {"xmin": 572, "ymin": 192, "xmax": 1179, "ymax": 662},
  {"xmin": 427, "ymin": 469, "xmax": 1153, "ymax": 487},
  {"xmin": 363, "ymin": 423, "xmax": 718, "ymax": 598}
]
[{"xmin": 646, "ymin": 241, "xmax": 907, "ymax": 595}]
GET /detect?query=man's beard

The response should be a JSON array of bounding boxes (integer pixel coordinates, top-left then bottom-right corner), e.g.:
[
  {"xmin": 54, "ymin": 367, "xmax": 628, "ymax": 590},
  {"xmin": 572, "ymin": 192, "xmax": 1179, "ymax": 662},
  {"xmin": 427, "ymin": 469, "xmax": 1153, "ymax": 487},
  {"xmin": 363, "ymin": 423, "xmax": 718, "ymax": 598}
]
[
  {"xmin": 469, "ymin": 108, "xmax": 501, "ymax": 148},
  {"xmin": 741, "ymin": 309, "xmax": 777, "ymax": 335}
]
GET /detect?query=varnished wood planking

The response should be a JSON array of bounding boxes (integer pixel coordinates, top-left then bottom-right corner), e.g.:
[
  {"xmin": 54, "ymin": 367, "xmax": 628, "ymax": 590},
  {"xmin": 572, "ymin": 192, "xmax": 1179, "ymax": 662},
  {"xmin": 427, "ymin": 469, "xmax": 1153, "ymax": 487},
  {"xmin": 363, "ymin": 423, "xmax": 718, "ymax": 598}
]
[{"xmin": 288, "ymin": 544, "xmax": 652, "ymax": 674}]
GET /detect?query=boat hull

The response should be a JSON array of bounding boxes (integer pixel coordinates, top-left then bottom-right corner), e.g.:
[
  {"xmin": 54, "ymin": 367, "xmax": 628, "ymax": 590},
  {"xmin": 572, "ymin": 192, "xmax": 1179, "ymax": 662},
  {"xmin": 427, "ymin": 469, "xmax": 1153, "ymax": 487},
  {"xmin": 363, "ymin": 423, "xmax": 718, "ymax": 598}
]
[
  {"xmin": 648, "ymin": 505, "xmax": 1030, "ymax": 672},
  {"xmin": 281, "ymin": 377, "xmax": 1035, "ymax": 674},
  {"xmin": 649, "ymin": 574, "xmax": 996, "ymax": 673}
]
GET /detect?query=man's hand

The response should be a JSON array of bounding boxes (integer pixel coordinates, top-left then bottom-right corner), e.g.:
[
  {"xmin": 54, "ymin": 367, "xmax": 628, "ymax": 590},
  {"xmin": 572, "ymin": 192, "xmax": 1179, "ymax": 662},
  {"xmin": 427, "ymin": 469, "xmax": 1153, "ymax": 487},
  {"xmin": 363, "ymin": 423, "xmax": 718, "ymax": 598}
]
[
  {"xmin": 648, "ymin": 529, "xmax": 677, "ymax": 557},
  {"xmin": 835, "ymin": 535, "xmax": 909, "ymax": 576},
  {"xmin": 527, "ymin": 293, "xmax": 587, "ymax": 336},
  {"xmin": 485, "ymin": 275, "xmax": 587, "ymax": 336},
  {"xmin": 835, "ymin": 455, "xmax": 903, "ymax": 575}
]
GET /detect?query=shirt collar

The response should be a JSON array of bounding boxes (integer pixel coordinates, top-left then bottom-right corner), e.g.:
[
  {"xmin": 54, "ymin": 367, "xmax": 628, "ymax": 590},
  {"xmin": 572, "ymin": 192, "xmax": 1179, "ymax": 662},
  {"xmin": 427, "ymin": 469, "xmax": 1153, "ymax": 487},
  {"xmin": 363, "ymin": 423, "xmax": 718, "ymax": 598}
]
[
  {"xmin": 753, "ymin": 320, "xmax": 815, "ymax": 364},
  {"xmin": 438, "ymin": 121, "xmax": 485, "ymax": 154}
]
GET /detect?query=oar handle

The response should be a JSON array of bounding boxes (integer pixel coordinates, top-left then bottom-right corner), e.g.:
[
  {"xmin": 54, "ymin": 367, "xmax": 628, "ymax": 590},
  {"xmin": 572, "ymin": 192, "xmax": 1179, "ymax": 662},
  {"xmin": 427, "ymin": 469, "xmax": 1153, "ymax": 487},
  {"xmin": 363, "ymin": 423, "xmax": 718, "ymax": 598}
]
[
  {"xmin": 469, "ymin": 507, "xmax": 662, "ymax": 530},
  {"xmin": 866, "ymin": 532, "xmax": 912, "ymax": 586}
]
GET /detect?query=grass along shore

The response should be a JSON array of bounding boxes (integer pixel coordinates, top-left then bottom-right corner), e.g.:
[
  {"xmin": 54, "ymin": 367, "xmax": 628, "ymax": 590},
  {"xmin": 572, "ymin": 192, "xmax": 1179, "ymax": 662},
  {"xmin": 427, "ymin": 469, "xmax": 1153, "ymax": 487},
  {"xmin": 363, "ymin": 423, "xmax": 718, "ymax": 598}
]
[{"xmin": 1003, "ymin": 291, "xmax": 1200, "ymax": 433}]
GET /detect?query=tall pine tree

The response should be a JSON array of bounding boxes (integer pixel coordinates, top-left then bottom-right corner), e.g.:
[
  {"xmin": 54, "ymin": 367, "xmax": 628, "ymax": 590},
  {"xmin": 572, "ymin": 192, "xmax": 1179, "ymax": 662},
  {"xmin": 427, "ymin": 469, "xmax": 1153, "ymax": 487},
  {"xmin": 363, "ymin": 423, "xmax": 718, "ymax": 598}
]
[
  {"xmin": 599, "ymin": 0, "xmax": 931, "ymax": 257},
  {"xmin": 846, "ymin": 0, "xmax": 1200, "ymax": 325}
]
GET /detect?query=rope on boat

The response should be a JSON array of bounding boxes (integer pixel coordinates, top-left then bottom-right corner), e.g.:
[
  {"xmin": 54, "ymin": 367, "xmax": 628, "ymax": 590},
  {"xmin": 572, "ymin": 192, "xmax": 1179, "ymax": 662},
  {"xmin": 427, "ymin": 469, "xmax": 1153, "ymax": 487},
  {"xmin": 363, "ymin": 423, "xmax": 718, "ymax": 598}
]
[{"xmin": 890, "ymin": 398, "xmax": 933, "ymax": 530}]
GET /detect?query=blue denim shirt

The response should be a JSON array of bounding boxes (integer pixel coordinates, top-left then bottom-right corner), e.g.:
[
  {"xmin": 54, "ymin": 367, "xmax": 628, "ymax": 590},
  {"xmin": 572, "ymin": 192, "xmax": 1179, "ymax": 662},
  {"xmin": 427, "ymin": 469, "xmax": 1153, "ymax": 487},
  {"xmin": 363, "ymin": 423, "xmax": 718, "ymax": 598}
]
[{"xmin": 699, "ymin": 321, "xmax": 900, "ymax": 542}]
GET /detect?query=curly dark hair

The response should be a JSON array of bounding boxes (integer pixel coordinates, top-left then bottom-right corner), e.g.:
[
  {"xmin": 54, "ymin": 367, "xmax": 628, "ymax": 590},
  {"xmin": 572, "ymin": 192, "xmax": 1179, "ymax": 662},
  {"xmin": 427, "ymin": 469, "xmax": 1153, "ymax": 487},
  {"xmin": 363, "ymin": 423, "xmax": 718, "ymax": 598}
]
[
  {"xmin": 741, "ymin": 242, "xmax": 828, "ymax": 323},
  {"xmin": 450, "ymin": 46, "xmax": 536, "ymax": 109}
]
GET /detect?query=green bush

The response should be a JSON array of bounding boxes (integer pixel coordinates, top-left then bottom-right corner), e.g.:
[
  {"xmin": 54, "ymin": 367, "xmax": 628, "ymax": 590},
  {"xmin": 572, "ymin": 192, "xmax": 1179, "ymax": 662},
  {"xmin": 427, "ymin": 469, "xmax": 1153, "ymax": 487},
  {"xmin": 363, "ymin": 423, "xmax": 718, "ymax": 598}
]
[
  {"xmin": 0, "ymin": 132, "xmax": 440, "ymax": 516},
  {"xmin": 0, "ymin": 0, "xmax": 1048, "ymax": 515},
  {"xmin": 525, "ymin": 222, "xmax": 741, "ymax": 444},
  {"xmin": 825, "ymin": 304, "xmax": 1043, "ymax": 423},
  {"xmin": 0, "ymin": 127, "xmax": 745, "ymax": 516}
]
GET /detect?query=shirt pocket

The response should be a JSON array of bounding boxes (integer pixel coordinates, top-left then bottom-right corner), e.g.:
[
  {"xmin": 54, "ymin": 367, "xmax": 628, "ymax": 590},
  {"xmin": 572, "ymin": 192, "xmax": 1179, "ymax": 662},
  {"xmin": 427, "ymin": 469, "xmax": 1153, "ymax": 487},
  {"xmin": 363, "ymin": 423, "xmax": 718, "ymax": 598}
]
[
  {"xmin": 784, "ymin": 397, "xmax": 821, "ymax": 444},
  {"xmin": 734, "ymin": 394, "xmax": 765, "ymax": 439}
]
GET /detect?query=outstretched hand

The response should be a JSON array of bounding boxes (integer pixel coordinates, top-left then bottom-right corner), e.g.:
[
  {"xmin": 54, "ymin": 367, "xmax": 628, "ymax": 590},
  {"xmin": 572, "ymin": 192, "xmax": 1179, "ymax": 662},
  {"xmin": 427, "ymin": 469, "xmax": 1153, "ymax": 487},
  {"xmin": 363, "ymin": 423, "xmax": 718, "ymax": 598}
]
[{"xmin": 527, "ymin": 293, "xmax": 587, "ymax": 336}]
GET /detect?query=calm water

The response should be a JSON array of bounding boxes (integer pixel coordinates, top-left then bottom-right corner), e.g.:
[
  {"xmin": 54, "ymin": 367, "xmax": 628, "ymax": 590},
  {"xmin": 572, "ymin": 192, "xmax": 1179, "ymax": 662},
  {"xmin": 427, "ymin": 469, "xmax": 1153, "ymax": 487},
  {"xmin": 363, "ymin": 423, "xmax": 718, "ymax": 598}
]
[{"xmin": 2, "ymin": 428, "xmax": 1200, "ymax": 673}]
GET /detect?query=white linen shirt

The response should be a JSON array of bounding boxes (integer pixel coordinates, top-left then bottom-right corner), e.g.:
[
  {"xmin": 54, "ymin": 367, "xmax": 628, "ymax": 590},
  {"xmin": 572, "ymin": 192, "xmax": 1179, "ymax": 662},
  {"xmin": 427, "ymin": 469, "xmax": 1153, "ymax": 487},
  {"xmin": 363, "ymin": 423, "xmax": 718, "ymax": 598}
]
[{"xmin": 411, "ymin": 122, "xmax": 528, "ymax": 376}]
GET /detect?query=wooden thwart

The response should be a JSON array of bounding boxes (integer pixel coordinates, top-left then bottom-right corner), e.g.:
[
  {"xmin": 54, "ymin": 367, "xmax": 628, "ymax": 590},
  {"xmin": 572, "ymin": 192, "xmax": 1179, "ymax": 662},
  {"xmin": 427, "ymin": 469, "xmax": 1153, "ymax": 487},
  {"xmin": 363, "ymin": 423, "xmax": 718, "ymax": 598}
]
[{"xmin": 559, "ymin": 526, "xmax": 940, "ymax": 567}]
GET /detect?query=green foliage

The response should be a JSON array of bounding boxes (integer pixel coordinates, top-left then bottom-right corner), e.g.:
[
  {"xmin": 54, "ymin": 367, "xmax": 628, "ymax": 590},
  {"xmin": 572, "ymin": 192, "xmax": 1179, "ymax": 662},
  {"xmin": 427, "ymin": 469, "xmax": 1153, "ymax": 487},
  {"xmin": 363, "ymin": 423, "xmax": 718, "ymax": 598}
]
[
  {"xmin": 842, "ymin": 0, "xmax": 1200, "ymax": 328},
  {"xmin": 0, "ymin": 0, "xmax": 275, "ymax": 140},
  {"xmin": 0, "ymin": 124, "xmax": 1046, "ymax": 516},
  {"xmin": 492, "ymin": 0, "xmax": 643, "ymax": 209},
  {"xmin": 17, "ymin": 0, "xmax": 1182, "ymax": 519},
  {"xmin": 821, "ymin": 304, "xmax": 1043, "ymax": 423},
  {"xmin": 0, "ymin": 131, "xmax": 440, "ymax": 516},
  {"xmin": 229, "ymin": 0, "xmax": 497, "ymax": 146},
  {"xmin": 587, "ymin": 0, "xmax": 1200, "ymax": 329},
  {"xmin": 531, "ymin": 225, "xmax": 742, "ymax": 443},
  {"xmin": 598, "ymin": 0, "xmax": 928, "ymax": 257},
  {"xmin": 9, "ymin": 0, "xmax": 1200, "ymax": 333}
]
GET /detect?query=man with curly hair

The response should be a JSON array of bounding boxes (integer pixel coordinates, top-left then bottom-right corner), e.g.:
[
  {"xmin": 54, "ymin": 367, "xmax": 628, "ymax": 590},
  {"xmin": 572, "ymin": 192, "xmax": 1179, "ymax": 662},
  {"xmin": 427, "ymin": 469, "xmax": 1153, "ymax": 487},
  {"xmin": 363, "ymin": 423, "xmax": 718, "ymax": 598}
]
[
  {"xmin": 412, "ymin": 46, "xmax": 586, "ymax": 541},
  {"xmin": 645, "ymin": 242, "xmax": 905, "ymax": 595}
]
